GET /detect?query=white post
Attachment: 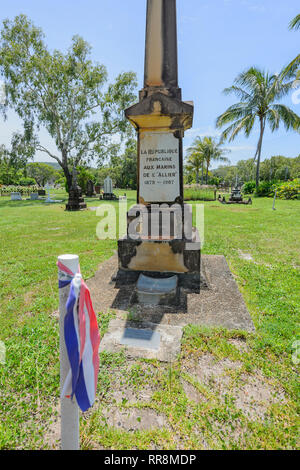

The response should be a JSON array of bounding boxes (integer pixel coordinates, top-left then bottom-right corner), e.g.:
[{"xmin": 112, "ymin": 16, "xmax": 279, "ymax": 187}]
[
  {"xmin": 58, "ymin": 254, "xmax": 80, "ymax": 450},
  {"xmin": 272, "ymin": 189, "xmax": 277, "ymax": 211}
]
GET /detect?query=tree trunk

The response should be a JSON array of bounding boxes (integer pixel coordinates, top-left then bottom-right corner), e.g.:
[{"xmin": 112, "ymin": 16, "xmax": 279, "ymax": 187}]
[
  {"xmin": 196, "ymin": 170, "xmax": 199, "ymax": 185},
  {"xmin": 60, "ymin": 149, "xmax": 72, "ymax": 192},
  {"xmin": 255, "ymin": 118, "xmax": 265, "ymax": 189},
  {"xmin": 64, "ymin": 167, "xmax": 72, "ymax": 192},
  {"xmin": 201, "ymin": 163, "xmax": 204, "ymax": 185},
  {"xmin": 205, "ymin": 163, "xmax": 209, "ymax": 184}
]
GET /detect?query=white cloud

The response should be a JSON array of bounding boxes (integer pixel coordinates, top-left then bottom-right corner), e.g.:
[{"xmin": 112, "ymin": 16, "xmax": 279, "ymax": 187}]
[
  {"xmin": 226, "ymin": 144, "xmax": 256, "ymax": 152},
  {"xmin": 241, "ymin": 0, "xmax": 266, "ymax": 13},
  {"xmin": 185, "ymin": 126, "xmax": 222, "ymax": 139}
]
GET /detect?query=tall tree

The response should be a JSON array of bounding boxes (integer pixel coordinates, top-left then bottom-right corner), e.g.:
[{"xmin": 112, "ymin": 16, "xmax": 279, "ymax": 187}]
[
  {"xmin": 186, "ymin": 137, "xmax": 206, "ymax": 184},
  {"xmin": 216, "ymin": 67, "xmax": 300, "ymax": 188},
  {"xmin": 0, "ymin": 15, "xmax": 137, "ymax": 190}
]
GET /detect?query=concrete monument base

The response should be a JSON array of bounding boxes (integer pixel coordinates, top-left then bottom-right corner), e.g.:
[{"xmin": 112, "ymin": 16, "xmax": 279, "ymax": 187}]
[
  {"xmin": 86, "ymin": 254, "xmax": 255, "ymax": 362},
  {"xmin": 118, "ymin": 235, "xmax": 201, "ymax": 276}
]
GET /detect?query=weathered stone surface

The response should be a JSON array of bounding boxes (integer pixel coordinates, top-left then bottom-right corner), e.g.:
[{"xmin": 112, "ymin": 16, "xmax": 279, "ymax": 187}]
[
  {"xmin": 126, "ymin": 93, "xmax": 193, "ymax": 134},
  {"xmin": 118, "ymin": 236, "xmax": 200, "ymax": 275}
]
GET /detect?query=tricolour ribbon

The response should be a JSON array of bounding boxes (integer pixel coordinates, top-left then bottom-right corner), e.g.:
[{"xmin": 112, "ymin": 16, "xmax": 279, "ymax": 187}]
[{"xmin": 57, "ymin": 260, "xmax": 100, "ymax": 412}]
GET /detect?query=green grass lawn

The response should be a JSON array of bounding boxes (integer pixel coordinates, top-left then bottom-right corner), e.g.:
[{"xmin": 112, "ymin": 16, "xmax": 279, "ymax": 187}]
[{"xmin": 0, "ymin": 191, "xmax": 299, "ymax": 449}]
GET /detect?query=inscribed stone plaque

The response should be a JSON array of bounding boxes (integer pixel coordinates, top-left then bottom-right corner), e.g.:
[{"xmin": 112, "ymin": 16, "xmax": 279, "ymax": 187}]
[
  {"xmin": 120, "ymin": 328, "xmax": 161, "ymax": 351},
  {"xmin": 139, "ymin": 132, "xmax": 180, "ymax": 203}
]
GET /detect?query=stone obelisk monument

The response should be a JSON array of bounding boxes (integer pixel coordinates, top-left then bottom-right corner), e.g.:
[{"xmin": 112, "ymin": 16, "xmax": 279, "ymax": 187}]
[{"xmin": 118, "ymin": 0, "xmax": 200, "ymax": 286}]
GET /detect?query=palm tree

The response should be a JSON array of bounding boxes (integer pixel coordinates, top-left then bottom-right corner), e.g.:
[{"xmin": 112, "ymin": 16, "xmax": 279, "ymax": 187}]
[
  {"xmin": 289, "ymin": 14, "xmax": 300, "ymax": 30},
  {"xmin": 201, "ymin": 136, "xmax": 230, "ymax": 183},
  {"xmin": 186, "ymin": 137, "xmax": 206, "ymax": 184},
  {"xmin": 186, "ymin": 136, "xmax": 230, "ymax": 184},
  {"xmin": 216, "ymin": 67, "xmax": 300, "ymax": 188}
]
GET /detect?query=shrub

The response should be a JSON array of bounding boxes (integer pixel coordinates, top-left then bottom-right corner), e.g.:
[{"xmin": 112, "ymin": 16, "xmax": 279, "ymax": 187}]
[
  {"xmin": 0, "ymin": 185, "xmax": 39, "ymax": 196},
  {"xmin": 276, "ymin": 179, "xmax": 300, "ymax": 200},
  {"xmin": 18, "ymin": 177, "xmax": 36, "ymax": 186},
  {"xmin": 255, "ymin": 181, "xmax": 276, "ymax": 197},
  {"xmin": 242, "ymin": 181, "xmax": 256, "ymax": 194}
]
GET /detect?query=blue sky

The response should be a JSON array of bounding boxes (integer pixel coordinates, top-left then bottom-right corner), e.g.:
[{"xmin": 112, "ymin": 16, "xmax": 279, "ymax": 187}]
[{"xmin": 0, "ymin": 0, "xmax": 299, "ymax": 168}]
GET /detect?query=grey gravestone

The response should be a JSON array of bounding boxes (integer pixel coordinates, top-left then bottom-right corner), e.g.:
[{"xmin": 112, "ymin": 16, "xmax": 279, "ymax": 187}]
[
  {"xmin": 11, "ymin": 192, "xmax": 22, "ymax": 201},
  {"xmin": 101, "ymin": 176, "xmax": 117, "ymax": 200},
  {"xmin": 65, "ymin": 168, "xmax": 87, "ymax": 211},
  {"xmin": 120, "ymin": 328, "xmax": 161, "ymax": 351},
  {"xmin": 104, "ymin": 176, "xmax": 113, "ymax": 195},
  {"xmin": 30, "ymin": 193, "xmax": 39, "ymax": 200},
  {"xmin": 86, "ymin": 179, "xmax": 95, "ymax": 197}
]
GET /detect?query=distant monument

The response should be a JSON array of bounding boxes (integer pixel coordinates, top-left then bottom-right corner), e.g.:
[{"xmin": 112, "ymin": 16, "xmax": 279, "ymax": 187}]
[
  {"xmin": 100, "ymin": 176, "xmax": 118, "ymax": 200},
  {"xmin": 65, "ymin": 167, "xmax": 87, "ymax": 211},
  {"xmin": 86, "ymin": 179, "xmax": 96, "ymax": 197},
  {"xmin": 218, "ymin": 177, "xmax": 252, "ymax": 205}
]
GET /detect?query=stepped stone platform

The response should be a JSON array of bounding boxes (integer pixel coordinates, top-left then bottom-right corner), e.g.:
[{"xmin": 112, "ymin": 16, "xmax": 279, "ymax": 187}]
[
  {"xmin": 86, "ymin": 254, "xmax": 255, "ymax": 331},
  {"xmin": 86, "ymin": 254, "xmax": 255, "ymax": 361}
]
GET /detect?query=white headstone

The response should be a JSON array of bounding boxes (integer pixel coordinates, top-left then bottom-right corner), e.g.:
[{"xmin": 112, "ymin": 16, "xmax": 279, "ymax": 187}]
[{"xmin": 45, "ymin": 183, "xmax": 53, "ymax": 203}]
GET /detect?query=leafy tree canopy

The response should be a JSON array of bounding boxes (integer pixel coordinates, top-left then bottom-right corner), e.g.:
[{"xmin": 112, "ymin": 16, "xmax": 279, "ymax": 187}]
[
  {"xmin": 26, "ymin": 162, "xmax": 60, "ymax": 187},
  {"xmin": 0, "ymin": 14, "xmax": 138, "ymax": 190}
]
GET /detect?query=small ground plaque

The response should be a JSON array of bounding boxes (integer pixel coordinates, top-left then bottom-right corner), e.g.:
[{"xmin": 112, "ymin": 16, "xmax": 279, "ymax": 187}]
[{"xmin": 120, "ymin": 328, "xmax": 161, "ymax": 351}]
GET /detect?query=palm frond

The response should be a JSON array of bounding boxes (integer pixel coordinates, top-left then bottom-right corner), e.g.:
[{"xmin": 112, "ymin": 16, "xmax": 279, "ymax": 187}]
[
  {"xmin": 281, "ymin": 54, "xmax": 300, "ymax": 81},
  {"xmin": 223, "ymin": 86, "xmax": 252, "ymax": 101},
  {"xmin": 271, "ymin": 104, "xmax": 300, "ymax": 131},
  {"xmin": 266, "ymin": 108, "xmax": 280, "ymax": 132},
  {"xmin": 216, "ymin": 103, "xmax": 254, "ymax": 128},
  {"xmin": 289, "ymin": 14, "xmax": 300, "ymax": 30}
]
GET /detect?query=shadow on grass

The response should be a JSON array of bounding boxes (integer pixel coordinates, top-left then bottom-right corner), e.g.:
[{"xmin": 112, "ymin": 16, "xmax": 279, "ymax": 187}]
[{"xmin": 0, "ymin": 198, "xmax": 67, "ymax": 208}]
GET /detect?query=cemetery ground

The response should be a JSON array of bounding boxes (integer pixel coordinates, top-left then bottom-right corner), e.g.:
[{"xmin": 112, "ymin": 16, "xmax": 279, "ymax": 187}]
[{"xmin": 0, "ymin": 190, "xmax": 299, "ymax": 450}]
